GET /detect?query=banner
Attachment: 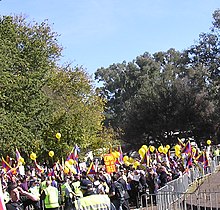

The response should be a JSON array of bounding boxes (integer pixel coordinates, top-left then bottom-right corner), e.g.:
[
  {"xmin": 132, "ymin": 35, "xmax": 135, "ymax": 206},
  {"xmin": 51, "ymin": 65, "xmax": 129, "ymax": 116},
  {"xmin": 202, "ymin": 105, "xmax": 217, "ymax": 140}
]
[{"xmin": 104, "ymin": 154, "xmax": 116, "ymax": 173}]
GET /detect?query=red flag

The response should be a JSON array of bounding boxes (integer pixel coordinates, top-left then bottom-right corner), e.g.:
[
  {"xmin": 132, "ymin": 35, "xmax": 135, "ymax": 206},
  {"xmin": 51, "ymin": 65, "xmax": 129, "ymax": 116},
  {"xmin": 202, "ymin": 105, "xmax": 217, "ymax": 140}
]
[
  {"xmin": 87, "ymin": 162, "xmax": 96, "ymax": 175},
  {"xmin": 1, "ymin": 157, "xmax": 12, "ymax": 172},
  {"xmin": 181, "ymin": 141, "xmax": 192, "ymax": 154},
  {"xmin": 204, "ymin": 151, "xmax": 209, "ymax": 168},
  {"xmin": 196, "ymin": 152, "xmax": 205, "ymax": 163},
  {"xmin": 186, "ymin": 154, "xmax": 193, "ymax": 168}
]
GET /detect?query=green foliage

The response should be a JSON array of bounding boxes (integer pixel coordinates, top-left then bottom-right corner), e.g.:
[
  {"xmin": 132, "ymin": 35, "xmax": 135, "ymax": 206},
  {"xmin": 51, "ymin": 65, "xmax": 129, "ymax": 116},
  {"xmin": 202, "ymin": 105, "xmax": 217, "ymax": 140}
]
[
  {"xmin": 95, "ymin": 10, "xmax": 220, "ymax": 147},
  {"xmin": 0, "ymin": 15, "xmax": 117, "ymax": 161}
]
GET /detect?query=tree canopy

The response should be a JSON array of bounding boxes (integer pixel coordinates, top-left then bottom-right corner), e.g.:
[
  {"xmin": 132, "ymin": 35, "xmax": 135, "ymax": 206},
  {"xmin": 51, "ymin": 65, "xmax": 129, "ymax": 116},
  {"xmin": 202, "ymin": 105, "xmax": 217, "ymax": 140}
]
[
  {"xmin": 95, "ymin": 9, "xmax": 220, "ymax": 149},
  {"xmin": 0, "ymin": 15, "xmax": 117, "ymax": 161}
]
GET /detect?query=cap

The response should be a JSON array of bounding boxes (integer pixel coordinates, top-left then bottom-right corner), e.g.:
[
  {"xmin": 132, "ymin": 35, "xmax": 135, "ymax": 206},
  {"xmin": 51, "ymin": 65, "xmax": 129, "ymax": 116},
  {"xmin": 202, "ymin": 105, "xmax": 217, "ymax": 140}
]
[{"xmin": 80, "ymin": 179, "xmax": 93, "ymax": 190}]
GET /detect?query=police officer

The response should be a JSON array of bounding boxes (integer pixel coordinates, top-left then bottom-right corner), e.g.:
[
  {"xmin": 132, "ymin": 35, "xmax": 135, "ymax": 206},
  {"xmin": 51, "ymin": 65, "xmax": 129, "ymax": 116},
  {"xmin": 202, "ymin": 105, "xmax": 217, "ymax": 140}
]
[
  {"xmin": 74, "ymin": 179, "xmax": 111, "ymax": 210},
  {"xmin": 41, "ymin": 180, "xmax": 59, "ymax": 210}
]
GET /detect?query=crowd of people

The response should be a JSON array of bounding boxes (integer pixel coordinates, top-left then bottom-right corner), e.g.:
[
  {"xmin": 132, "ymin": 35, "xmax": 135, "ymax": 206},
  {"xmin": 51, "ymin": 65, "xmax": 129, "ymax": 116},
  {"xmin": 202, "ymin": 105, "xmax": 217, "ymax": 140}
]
[
  {"xmin": 1, "ymin": 158, "xmax": 184, "ymax": 210},
  {"xmin": 1, "ymin": 143, "xmax": 218, "ymax": 210}
]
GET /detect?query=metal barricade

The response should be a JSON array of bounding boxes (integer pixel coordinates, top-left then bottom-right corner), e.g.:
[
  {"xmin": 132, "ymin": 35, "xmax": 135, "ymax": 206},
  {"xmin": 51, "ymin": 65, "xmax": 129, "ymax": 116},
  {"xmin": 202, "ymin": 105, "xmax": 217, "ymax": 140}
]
[
  {"xmin": 141, "ymin": 191, "xmax": 220, "ymax": 210},
  {"xmin": 139, "ymin": 158, "xmax": 219, "ymax": 210}
]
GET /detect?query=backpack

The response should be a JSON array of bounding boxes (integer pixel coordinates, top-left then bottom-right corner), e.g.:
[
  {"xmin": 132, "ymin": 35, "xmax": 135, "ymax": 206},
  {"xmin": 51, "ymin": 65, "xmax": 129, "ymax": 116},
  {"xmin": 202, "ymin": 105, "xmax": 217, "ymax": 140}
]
[{"xmin": 114, "ymin": 181, "xmax": 125, "ymax": 199}]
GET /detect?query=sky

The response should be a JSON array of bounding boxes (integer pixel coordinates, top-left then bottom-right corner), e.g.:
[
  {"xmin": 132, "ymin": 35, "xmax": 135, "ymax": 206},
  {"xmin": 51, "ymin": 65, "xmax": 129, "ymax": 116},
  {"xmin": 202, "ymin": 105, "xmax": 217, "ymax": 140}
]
[{"xmin": 1, "ymin": 0, "xmax": 219, "ymax": 78}]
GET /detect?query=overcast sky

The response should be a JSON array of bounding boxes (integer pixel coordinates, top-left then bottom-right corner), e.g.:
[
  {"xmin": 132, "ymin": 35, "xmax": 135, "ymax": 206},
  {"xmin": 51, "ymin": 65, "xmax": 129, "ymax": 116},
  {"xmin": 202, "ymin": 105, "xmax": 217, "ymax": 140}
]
[{"xmin": 1, "ymin": 0, "xmax": 219, "ymax": 77}]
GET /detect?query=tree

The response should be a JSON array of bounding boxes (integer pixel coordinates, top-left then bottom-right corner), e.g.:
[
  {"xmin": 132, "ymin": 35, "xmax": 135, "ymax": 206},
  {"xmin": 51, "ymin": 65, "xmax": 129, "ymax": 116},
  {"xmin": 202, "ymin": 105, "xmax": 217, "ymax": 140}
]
[
  {"xmin": 0, "ymin": 15, "xmax": 61, "ymax": 157},
  {"xmin": 0, "ymin": 15, "xmax": 115, "ymax": 160}
]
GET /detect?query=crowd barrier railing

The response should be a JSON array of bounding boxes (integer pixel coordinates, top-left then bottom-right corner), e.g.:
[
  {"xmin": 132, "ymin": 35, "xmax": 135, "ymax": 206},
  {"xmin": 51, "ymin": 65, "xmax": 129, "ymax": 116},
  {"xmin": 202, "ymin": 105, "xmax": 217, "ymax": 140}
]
[{"xmin": 140, "ymin": 156, "xmax": 220, "ymax": 210}]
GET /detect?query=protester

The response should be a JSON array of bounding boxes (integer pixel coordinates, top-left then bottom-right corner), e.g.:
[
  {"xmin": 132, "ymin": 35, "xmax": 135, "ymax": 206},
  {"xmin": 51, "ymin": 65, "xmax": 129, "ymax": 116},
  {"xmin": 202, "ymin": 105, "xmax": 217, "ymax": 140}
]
[{"xmin": 6, "ymin": 182, "xmax": 40, "ymax": 210}]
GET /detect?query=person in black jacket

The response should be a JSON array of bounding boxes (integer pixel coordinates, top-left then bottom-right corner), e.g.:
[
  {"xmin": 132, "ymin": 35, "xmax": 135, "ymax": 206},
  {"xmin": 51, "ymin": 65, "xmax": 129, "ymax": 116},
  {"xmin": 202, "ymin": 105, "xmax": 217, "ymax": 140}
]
[
  {"xmin": 146, "ymin": 168, "xmax": 158, "ymax": 205},
  {"xmin": 158, "ymin": 166, "xmax": 168, "ymax": 188}
]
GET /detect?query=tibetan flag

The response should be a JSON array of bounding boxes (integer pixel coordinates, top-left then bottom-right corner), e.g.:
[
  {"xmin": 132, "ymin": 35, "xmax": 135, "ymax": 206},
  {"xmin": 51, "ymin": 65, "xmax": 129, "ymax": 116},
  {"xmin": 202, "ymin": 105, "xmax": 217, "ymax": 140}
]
[
  {"xmin": 204, "ymin": 151, "xmax": 209, "ymax": 168},
  {"xmin": 66, "ymin": 144, "xmax": 80, "ymax": 162},
  {"xmin": 75, "ymin": 163, "xmax": 81, "ymax": 175},
  {"xmin": 118, "ymin": 146, "xmax": 123, "ymax": 164},
  {"xmin": 178, "ymin": 138, "xmax": 185, "ymax": 148},
  {"xmin": 1, "ymin": 157, "xmax": 12, "ymax": 172},
  {"xmin": 196, "ymin": 152, "xmax": 205, "ymax": 163},
  {"xmin": 142, "ymin": 149, "xmax": 151, "ymax": 167},
  {"xmin": 181, "ymin": 141, "xmax": 192, "ymax": 154},
  {"xmin": 15, "ymin": 148, "xmax": 21, "ymax": 162},
  {"xmin": 7, "ymin": 164, "xmax": 19, "ymax": 176},
  {"xmin": 48, "ymin": 169, "xmax": 55, "ymax": 177},
  {"xmin": 155, "ymin": 149, "xmax": 162, "ymax": 163},
  {"xmin": 87, "ymin": 162, "xmax": 96, "ymax": 175},
  {"xmin": 0, "ymin": 181, "xmax": 6, "ymax": 210},
  {"xmin": 186, "ymin": 154, "xmax": 193, "ymax": 168},
  {"xmin": 193, "ymin": 148, "xmax": 199, "ymax": 159},
  {"xmin": 73, "ymin": 144, "xmax": 80, "ymax": 162},
  {"xmin": 34, "ymin": 160, "xmax": 44, "ymax": 173}
]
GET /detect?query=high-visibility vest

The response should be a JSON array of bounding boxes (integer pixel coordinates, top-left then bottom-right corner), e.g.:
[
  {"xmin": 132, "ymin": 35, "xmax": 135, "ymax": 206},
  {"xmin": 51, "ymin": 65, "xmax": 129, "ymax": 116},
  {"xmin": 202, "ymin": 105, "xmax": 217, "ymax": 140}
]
[
  {"xmin": 40, "ymin": 180, "xmax": 47, "ymax": 193},
  {"xmin": 214, "ymin": 149, "xmax": 220, "ymax": 156},
  {"xmin": 61, "ymin": 182, "xmax": 68, "ymax": 202},
  {"xmin": 71, "ymin": 181, "xmax": 83, "ymax": 198},
  {"xmin": 44, "ymin": 186, "xmax": 59, "ymax": 209},
  {"xmin": 74, "ymin": 194, "xmax": 111, "ymax": 210},
  {"xmin": 29, "ymin": 186, "xmax": 40, "ymax": 198}
]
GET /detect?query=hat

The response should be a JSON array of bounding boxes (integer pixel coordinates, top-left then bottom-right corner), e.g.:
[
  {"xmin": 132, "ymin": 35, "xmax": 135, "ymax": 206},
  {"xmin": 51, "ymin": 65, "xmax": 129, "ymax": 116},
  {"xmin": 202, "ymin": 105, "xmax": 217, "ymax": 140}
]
[{"xmin": 80, "ymin": 179, "xmax": 93, "ymax": 190}]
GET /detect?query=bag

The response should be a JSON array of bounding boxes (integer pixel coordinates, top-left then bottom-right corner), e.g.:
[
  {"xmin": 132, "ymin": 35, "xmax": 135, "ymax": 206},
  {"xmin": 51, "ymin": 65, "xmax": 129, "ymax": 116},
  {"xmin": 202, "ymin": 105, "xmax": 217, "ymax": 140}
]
[{"xmin": 114, "ymin": 181, "xmax": 125, "ymax": 199}]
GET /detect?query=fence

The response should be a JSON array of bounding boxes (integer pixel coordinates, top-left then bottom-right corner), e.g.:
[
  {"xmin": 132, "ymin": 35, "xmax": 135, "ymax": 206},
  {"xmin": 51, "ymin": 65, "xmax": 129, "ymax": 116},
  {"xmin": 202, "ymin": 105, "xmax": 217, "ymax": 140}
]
[{"xmin": 140, "ymin": 156, "xmax": 220, "ymax": 210}]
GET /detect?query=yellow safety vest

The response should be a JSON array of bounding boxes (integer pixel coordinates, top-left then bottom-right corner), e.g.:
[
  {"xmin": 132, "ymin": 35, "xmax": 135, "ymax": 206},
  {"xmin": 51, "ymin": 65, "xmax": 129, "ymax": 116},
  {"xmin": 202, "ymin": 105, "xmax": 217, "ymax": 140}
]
[
  {"xmin": 44, "ymin": 186, "xmax": 60, "ymax": 209},
  {"xmin": 29, "ymin": 186, "xmax": 40, "ymax": 198},
  {"xmin": 40, "ymin": 180, "xmax": 47, "ymax": 193},
  {"xmin": 71, "ymin": 181, "xmax": 83, "ymax": 198},
  {"xmin": 74, "ymin": 194, "xmax": 111, "ymax": 210}
]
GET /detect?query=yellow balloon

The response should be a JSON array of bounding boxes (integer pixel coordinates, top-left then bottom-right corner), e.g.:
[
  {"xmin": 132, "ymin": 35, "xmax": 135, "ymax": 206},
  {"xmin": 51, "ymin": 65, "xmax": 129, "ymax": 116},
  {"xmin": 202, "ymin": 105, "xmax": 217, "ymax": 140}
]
[
  {"xmin": 138, "ymin": 148, "xmax": 146, "ymax": 157},
  {"xmin": 124, "ymin": 161, "xmax": 130, "ymax": 166},
  {"xmin": 19, "ymin": 157, "xmax": 24, "ymax": 163},
  {"xmin": 30, "ymin": 152, "xmax": 37, "ymax": 160},
  {"xmin": 150, "ymin": 146, "xmax": 155, "ymax": 153},
  {"xmin": 207, "ymin": 140, "xmax": 211, "ymax": 145},
  {"xmin": 141, "ymin": 145, "xmax": 148, "ymax": 152},
  {"xmin": 165, "ymin": 145, "xmax": 170, "ymax": 149},
  {"xmin": 134, "ymin": 161, "xmax": 140, "ymax": 167},
  {"xmin": 175, "ymin": 150, "xmax": 181, "ymax": 157},
  {"xmin": 192, "ymin": 147, "xmax": 196, "ymax": 153},
  {"xmin": 123, "ymin": 156, "xmax": 129, "ymax": 162},
  {"xmin": 158, "ymin": 146, "xmax": 164, "ymax": 153},
  {"xmin": 56, "ymin": 132, "xmax": 61, "ymax": 139},
  {"xmin": 48, "ymin": 151, "xmax": 54, "ymax": 157},
  {"xmin": 68, "ymin": 159, "xmax": 74, "ymax": 165},
  {"xmin": 174, "ymin": 144, "xmax": 181, "ymax": 151},
  {"xmin": 163, "ymin": 148, "xmax": 168, "ymax": 154},
  {"xmin": 64, "ymin": 167, "xmax": 69, "ymax": 174},
  {"xmin": 129, "ymin": 157, "xmax": 135, "ymax": 163}
]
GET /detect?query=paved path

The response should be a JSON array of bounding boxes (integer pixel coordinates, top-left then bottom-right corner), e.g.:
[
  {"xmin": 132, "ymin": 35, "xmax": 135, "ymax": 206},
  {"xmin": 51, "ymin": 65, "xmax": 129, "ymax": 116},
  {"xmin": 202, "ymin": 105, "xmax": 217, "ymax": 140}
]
[{"xmin": 185, "ymin": 166, "xmax": 220, "ymax": 209}]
